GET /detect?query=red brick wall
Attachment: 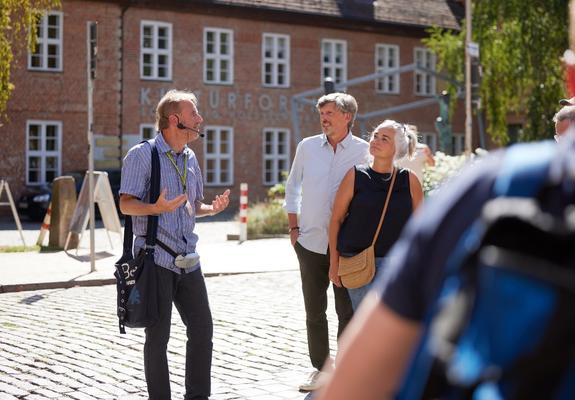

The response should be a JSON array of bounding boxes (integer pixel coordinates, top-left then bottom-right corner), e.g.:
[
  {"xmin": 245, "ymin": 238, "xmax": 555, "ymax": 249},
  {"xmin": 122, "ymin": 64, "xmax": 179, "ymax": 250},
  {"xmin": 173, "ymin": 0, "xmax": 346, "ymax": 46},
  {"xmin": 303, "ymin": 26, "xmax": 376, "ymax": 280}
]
[{"xmin": 0, "ymin": 0, "xmax": 470, "ymax": 212}]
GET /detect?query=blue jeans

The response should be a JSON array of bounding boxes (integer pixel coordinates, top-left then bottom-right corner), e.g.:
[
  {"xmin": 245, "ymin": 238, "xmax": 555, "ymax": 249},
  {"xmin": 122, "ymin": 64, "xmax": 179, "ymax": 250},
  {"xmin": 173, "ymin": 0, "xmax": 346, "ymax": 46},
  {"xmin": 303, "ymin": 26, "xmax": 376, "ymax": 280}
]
[{"xmin": 347, "ymin": 257, "xmax": 386, "ymax": 311}]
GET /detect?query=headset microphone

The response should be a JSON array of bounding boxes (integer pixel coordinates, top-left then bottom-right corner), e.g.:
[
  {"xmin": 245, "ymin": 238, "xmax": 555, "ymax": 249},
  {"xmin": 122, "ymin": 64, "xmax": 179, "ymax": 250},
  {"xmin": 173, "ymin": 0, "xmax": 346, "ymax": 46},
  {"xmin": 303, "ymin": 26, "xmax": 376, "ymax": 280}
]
[{"xmin": 176, "ymin": 116, "xmax": 205, "ymax": 137}]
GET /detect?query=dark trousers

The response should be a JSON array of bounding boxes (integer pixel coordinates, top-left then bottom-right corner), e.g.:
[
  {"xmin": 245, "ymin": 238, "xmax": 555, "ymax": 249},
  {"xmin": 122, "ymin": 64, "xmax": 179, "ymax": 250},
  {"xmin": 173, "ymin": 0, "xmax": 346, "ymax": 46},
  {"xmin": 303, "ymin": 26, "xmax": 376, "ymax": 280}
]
[
  {"xmin": 144, "ymin": 267, "xmax": 213, "ymax": 400},
  {"xmin": 294, "ymin": 242, "xmax": 354, "ymax": 370}
]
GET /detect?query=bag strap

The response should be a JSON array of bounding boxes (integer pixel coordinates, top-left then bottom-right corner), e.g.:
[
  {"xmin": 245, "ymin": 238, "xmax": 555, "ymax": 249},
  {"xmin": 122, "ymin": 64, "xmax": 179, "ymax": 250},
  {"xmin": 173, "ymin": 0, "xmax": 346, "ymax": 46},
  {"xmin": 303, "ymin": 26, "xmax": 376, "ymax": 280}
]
[
  {"xmin": 117, "ymin": 138, "xmax": 160, "ymax": 264},
  {"xmin": 370, "ymin": 167, "xmax": 397, "ymax": 247},
  {"xmin": 145, "ymin": 138, "xmax": 161, "ymax": 247}
]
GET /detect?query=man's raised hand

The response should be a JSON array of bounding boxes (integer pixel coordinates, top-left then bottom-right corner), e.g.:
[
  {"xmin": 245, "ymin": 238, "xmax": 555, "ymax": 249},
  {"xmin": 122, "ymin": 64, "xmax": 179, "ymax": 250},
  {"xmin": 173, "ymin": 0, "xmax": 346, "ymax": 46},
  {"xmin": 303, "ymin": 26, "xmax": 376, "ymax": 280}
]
[
  {"xmin": 211, "ymin": 189, "xmax": 231, "ymax": 215},
  {"xmin": 154, "ymin": 188, "xmax": 187, "ymax": 214}
]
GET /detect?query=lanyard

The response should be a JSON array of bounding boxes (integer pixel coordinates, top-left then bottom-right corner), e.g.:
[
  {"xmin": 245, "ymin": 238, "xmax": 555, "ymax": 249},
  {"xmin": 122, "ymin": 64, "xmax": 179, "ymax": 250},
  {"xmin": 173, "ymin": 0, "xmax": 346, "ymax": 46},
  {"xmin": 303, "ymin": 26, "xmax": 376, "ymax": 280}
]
[{"xmin": 166, "ymin": 152, "xmax": 187, "ymax": 193}]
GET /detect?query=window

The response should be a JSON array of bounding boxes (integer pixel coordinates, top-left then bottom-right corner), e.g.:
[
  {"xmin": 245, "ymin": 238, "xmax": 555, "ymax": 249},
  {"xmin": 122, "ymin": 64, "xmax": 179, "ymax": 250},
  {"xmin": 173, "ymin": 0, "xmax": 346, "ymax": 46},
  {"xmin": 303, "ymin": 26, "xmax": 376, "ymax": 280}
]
[
  {"xmin": 204, "ymin": 126, "xmax": 233, "ymax": 185},
  {"xmin": 321, "ymin": 39, "xmax": 347, "ymax": 85},
  {"xmin": 140, "ymin": 124, "xmax": 156, "ymax": 140},
  {"xmin": 375, "ymin": 44, "xmax": 400, "ymax": 94},
  {"xmin": 204, "ymin": 28, "xmax": 234, "ymax": 84},
  {"xmin": 422, "ymin": 132, "xmax": 437, "ymax": 152},
  {"xmin": 26, "ymin": 121, "xmax": 62, "ymax": 185},
  {"xmin": 141, "ymin": 21, "xmax": 172, "ymax": 80},
  {"xmin": 262, "ymin": 34, "xmax": 290, "ymax": 87},
  {"xmin": 28, "ymin": 12, "xmax": 63, "ymax": 71},
  {"xmin": 452, "ymin": 133, "xmax": 465, "ymax": 155},
  {"xmin": 262, "ymin": 128, "xmax": 290, "ymax": 185},
  {"xmin": 414, "ymin": 47, "xmax": 436, "ymax": 96}
]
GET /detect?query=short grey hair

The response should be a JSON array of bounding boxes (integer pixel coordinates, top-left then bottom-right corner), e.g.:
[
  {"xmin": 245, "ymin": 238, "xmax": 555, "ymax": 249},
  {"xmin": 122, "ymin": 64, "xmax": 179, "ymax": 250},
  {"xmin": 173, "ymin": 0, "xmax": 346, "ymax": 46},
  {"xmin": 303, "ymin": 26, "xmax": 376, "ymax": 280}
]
[
  {"xmin": 316, "ymin": 92, "xmax": 358, "ymax": 131},
  {"xmin": 553, "ymin": 105, "xmax": 575, "ymax": 123},
  {"xmin": 156, "ymin": 89, "xmax": 198, "ymax": 131}
]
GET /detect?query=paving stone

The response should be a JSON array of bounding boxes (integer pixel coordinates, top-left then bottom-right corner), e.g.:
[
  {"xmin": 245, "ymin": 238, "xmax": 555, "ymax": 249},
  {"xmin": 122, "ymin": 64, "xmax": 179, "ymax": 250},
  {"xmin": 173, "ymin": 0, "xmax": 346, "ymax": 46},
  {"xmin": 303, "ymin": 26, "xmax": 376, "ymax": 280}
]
[{"xmin": 0, "ymin": 271, "xmax": 340, "ymax": 399}]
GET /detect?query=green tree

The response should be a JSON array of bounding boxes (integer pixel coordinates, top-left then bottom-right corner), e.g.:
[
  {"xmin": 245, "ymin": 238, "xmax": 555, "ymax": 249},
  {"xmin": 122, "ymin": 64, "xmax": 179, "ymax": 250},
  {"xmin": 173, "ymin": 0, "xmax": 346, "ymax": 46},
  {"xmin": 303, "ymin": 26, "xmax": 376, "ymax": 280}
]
[
  {"xmin": 424, "ymin": 1, "xmax": 569, "ymax": 144},
  {"xmin": 0, "ymin": 0, "xmax": 61, "ymax": 119}
]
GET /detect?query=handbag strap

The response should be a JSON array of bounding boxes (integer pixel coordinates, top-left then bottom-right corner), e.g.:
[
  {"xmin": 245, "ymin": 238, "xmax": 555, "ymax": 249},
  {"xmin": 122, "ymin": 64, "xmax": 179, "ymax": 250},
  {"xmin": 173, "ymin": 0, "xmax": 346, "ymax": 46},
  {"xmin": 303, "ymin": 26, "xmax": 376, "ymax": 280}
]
[{"xmin": 370, "ymin": 167, "xmax": 397, "ymax": 247}]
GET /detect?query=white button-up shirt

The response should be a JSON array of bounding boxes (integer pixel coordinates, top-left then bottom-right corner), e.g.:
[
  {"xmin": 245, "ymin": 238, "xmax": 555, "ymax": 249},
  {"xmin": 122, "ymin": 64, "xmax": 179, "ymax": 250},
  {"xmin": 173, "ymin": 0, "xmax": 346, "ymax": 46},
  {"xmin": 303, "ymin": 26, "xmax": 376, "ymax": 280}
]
[{"xmin": 284, "ymin": 132, "xmax": 369, "ymax": 254}]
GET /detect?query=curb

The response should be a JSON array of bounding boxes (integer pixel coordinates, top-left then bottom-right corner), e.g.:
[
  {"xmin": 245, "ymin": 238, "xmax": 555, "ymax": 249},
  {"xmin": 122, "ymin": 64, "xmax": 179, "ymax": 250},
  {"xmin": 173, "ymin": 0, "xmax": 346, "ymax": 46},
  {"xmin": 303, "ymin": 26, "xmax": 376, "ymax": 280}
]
[{"xmin": 0, "ymin": 269, "xmax": 297, "ymax": 294}]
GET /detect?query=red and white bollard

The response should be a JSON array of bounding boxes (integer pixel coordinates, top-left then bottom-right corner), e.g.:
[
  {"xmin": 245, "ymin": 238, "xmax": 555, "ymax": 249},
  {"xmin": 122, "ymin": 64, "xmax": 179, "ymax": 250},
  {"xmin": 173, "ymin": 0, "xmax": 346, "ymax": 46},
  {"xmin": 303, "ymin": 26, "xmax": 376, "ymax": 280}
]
[
  {"xmin": 239, "ymin": 183, "xmax": 248, "ymax": 242},
  {"xmin": 36, "ymin": 202, "xmax": 52, "ymax": 246}
]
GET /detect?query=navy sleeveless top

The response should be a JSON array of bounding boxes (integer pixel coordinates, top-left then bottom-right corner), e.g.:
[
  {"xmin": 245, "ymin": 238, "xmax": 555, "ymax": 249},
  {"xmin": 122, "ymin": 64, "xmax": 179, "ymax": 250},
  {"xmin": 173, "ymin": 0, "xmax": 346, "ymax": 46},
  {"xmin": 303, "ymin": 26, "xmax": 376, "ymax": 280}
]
[{"xmin": 337, "ymin": 165, "xmax": 413, "ymax": 257}]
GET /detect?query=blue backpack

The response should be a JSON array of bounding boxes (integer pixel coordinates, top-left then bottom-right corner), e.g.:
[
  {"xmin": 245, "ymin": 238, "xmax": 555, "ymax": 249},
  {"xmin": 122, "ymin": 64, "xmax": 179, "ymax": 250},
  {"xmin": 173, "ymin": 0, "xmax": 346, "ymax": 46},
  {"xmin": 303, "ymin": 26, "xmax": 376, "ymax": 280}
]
[{"xmin": 398, "ymin": 141, "xmax": 575, "ymax": 399}]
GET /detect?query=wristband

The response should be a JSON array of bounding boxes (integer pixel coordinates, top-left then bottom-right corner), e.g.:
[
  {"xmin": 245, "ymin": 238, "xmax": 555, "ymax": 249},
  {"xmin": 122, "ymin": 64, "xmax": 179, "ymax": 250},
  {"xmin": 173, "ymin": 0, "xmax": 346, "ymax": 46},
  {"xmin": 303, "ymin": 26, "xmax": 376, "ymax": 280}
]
[{"xmin": 289, "ymin": 226, "xmax": 300, "ymax": 233}]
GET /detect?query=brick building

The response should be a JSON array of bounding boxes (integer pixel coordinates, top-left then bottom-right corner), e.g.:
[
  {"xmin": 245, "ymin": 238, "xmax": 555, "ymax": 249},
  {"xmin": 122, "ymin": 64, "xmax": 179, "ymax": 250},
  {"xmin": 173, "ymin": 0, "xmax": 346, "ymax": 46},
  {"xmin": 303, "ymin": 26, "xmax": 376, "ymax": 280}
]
[{"xmin": 0, "ymin": 0, "xmax": 466, "ymax": 207}]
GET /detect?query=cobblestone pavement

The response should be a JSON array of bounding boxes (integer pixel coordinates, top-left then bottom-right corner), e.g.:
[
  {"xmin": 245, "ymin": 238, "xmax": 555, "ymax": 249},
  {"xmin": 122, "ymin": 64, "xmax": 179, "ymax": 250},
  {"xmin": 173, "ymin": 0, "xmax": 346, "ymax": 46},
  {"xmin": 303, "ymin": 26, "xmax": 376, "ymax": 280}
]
[{"xmin": 0, "ymin": 271, "xmax": 340, "ymax": 399}]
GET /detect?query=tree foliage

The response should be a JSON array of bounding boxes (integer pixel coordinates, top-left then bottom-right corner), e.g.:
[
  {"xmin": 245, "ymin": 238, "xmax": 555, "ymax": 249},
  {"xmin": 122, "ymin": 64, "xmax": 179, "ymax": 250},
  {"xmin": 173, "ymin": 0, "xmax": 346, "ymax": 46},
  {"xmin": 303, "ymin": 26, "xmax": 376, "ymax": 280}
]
[
  {"xmin": 0, "ymin": 0, "xmax": 61, "ymax": 119},
  {"xmin": 424, "ymin": 1, "xmax": 569, "ymax": 144}
]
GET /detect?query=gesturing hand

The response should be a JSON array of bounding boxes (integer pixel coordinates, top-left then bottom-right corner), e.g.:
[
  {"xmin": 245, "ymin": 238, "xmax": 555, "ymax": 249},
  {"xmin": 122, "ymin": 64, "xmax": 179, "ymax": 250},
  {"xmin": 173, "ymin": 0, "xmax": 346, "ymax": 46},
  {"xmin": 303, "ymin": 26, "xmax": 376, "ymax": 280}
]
[
  {"xmin": 211, "ymin": 189, "xmax": 231, "ymax": 215},
  {"xmin": 154, "ymin": 188, "xmax": 187, "ymax": 214}
]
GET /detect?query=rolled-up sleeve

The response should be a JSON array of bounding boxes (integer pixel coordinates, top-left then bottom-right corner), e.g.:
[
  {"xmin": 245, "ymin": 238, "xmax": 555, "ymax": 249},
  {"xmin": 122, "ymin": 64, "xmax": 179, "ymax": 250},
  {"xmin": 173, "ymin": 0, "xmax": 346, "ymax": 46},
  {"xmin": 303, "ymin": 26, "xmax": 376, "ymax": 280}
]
[{"xmin": 283, "ymin": 141, "xmax": 304, "ymax": 214}]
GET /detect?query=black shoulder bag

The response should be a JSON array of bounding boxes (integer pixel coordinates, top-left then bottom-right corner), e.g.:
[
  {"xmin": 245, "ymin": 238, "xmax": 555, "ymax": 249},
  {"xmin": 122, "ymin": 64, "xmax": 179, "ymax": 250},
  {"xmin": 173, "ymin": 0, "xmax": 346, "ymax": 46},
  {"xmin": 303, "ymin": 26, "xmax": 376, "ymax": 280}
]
[{"xmin": 114, "ymin": 139, "xmax": 161, "ymax": 334}]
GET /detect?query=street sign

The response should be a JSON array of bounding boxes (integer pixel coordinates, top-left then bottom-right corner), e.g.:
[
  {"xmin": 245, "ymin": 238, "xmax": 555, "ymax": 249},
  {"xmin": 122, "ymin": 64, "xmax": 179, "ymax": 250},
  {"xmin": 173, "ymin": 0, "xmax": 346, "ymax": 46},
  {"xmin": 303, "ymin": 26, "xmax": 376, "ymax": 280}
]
[{"xmin": 467, "ymin": 41, "xmax": 479, "ymax": 58}]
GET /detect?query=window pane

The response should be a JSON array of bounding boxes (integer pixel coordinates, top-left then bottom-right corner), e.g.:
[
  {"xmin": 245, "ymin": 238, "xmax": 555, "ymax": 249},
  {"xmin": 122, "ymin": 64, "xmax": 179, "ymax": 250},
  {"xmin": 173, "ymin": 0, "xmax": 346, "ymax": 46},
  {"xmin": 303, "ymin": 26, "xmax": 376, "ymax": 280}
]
[
  {"xmin": 46, "ymin": 170, "xmax": 56, "ymax": 182},
  {"xmin": 29, "ymin": 138, "xmax": 40, "ymax": 151},
  {"xmin": 29, "ymin": 157, "xmax": 40, "ymax": 169},
  {"xmin": 158, "ymin": 54, "xmax": 167, "ymax": 67},
  {"xmin": 29, "ymin": 125, "xmax": 40, "ymax": 137},
  {"xmin": 28, "ymin": 169, "xmax": 39, "ymax": 183},
  {"xmin": 46, "ymin": 157, "xmax": 57, "ymax": 169}
]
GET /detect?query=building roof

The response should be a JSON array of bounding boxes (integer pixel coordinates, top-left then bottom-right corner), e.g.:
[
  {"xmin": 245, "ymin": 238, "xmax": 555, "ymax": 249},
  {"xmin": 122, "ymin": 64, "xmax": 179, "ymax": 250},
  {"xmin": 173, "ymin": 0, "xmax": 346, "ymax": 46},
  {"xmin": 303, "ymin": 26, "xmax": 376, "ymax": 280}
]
[{"xmin": 201, "ymin": 0, "xmax": 463, "ymax": 30}]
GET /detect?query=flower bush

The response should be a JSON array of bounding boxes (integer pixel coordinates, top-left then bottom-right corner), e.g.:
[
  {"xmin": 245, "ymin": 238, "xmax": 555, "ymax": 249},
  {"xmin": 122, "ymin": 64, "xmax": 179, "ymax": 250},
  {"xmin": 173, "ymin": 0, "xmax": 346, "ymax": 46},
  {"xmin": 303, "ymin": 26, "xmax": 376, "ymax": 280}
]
[
  {"xmin": 247, "ymin": 200, "xmax": 288, "ymax": 236},
  {"xmin": 423, "ymin": 149, "xmax": 488, "ymax": 197}
]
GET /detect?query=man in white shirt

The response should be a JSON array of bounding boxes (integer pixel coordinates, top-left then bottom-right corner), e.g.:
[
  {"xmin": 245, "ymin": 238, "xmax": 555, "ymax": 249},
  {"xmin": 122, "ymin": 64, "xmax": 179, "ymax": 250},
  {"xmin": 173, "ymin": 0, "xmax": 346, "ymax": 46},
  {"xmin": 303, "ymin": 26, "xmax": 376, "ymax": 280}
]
[{"xmin": 284, "ymin": 92, "xmax": 369, "ymax": 392}]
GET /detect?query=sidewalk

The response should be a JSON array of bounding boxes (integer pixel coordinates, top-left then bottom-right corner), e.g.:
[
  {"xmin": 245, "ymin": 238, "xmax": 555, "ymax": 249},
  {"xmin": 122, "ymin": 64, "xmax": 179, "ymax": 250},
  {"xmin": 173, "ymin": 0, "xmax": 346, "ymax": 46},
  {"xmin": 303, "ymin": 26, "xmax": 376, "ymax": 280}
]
[{"xmin": 0, "ymin": 219, "xmax": 298, "ymax": 293}]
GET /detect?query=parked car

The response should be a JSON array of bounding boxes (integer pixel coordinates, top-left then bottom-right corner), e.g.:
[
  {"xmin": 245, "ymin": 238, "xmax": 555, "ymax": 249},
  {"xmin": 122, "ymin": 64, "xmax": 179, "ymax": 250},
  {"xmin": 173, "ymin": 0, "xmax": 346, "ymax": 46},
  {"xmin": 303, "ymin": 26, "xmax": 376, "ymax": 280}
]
[{"xmin": 17, "ymin": 169, "xmax": 122, "ymax": 221}]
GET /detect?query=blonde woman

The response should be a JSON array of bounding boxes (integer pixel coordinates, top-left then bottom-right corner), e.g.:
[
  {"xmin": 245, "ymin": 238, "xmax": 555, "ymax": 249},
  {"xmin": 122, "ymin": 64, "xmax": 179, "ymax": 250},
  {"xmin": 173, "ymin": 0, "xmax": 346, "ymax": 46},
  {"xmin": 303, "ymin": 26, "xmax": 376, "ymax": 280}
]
[{"xmin": 328, "ymin": 120, "xmax": 423, "ymax": 309}]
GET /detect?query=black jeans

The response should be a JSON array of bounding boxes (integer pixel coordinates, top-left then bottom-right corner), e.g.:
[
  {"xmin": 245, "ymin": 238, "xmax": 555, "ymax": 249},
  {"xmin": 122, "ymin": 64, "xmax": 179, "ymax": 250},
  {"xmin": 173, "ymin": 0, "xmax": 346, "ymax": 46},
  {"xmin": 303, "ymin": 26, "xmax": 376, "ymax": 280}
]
[
  {"xmin": 294, "ymin": 242, "xmax": 354, "ymax": 370},
  {"xmin": 144, "ymin": 266, "xmax": 213, "ymax": 400}
]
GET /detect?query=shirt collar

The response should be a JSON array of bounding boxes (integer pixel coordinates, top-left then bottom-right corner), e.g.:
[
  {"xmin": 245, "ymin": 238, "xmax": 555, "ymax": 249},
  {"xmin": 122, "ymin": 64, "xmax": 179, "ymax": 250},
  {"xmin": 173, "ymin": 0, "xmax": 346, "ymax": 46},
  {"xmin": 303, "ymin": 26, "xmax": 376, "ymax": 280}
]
[
  {"xmin": 156, "ymin": 132, "xmax": 190, "ymax": 156},
  {"xmin": 321, "ymin": 131, "xmax": 353, "ymax": 148}
]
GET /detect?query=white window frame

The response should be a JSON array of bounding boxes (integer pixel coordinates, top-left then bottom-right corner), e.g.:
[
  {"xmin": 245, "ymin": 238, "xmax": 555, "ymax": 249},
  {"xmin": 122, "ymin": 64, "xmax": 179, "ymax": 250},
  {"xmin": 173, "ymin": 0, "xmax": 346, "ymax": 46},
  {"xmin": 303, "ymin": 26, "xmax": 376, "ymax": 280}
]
[
  {"xmin": 375, "ymin": 44, "xmax": 400, "ymax": 94},
  {"xmin": 140, "ymin": 20, "xmax": 172, "ymax": 81},
  {"xmin": 262, "ymin": 33, "xmax": 290, "ymax": 88},
  {"xmin": 422, "ymin": 132, "xmax": 437, "ymax": 152},
  {"xmin": 28, "ymin": 11, "xmax": 63, "ymax": 71},
  {"xmin": 414, "ymin": 47, "xmax": 436, "ymax": 96},
  {"xmin": 140, "ymin": 123, "xmax": 156, "ymax": 140},
  {"xmin": 262, "ymin": 128, "xmax": 290, "ymax": 185},
  {"xmin": 203, "ymin": 126, "xmax": 234, "ymax": 186},
  {"xmin": 452, "ymin": 133, "xmax": 465, "ymax": 155},
  {"xmin": 204, "ymin": 28, "xmax": 234, "ymax": 85},
  {"xmin": 321, "ymin": 39, "xmax": 347, "ymax": 86},
  {"xmin": 26, "ymin": 120, "xmax": 62, "ymax": 185}
]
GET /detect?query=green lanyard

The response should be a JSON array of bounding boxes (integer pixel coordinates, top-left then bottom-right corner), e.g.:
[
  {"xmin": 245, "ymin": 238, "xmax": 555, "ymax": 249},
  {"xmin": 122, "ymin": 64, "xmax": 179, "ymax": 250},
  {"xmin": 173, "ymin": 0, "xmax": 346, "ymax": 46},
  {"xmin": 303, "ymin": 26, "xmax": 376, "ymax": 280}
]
[{"xmin": 166, "ymin": 152, "xmax": 187, "ymax": 193}]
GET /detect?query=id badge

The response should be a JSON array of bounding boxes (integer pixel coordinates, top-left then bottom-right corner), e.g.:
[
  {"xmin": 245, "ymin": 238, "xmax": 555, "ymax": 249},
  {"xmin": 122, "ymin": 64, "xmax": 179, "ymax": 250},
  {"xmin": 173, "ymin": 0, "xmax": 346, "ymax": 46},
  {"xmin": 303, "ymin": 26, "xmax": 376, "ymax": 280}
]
[{"xmin": 185, "ymin": 200, "xmax": 194, "ymax": 216}]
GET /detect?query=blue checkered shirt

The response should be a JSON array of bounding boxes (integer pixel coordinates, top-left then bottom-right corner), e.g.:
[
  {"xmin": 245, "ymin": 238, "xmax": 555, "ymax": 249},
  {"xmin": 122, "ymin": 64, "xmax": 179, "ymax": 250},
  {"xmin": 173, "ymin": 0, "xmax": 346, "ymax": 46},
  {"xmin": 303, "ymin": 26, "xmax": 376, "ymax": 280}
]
[{"xmin": 119, "ymin": 133, "xmax": 204, "ymax": 274}]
